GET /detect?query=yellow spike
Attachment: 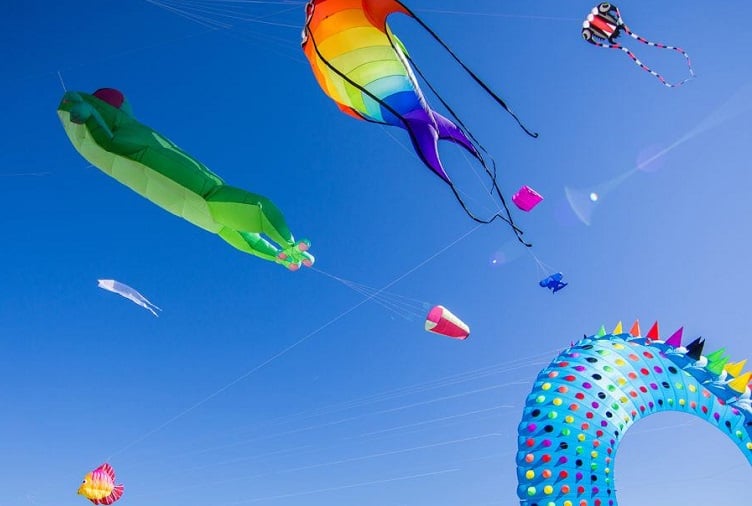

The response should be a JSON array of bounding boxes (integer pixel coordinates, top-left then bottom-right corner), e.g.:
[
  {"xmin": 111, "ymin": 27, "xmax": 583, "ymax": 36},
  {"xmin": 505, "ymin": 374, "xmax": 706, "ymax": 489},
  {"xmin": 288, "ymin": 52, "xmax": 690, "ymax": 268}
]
[
  {"xmin": 728, "ymin": 372, "xmax": 752, "ymax": 393},
  {"xmin": 612, "ymin": 321, "xmax": 623, "ymax": 334},
  {"xmin": 724, "ymin": 359, "xmax": 748, "ymax": 377}
]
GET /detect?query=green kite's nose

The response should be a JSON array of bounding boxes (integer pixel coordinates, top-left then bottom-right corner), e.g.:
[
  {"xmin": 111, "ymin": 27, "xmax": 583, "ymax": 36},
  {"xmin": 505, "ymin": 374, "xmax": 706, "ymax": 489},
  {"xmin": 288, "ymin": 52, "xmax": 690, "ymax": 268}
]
[{"xmin": 68, "ymin": 101, "xmax": 93, "ymax": 125}]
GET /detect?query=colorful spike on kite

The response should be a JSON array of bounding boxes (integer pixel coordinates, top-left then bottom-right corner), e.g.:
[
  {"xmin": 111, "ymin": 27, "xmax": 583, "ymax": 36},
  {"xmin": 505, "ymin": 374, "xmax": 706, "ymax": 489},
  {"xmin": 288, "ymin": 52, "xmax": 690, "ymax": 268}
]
[{"xmin": 516, "ymin": 320, "xmax": 751, "ymax": 506}]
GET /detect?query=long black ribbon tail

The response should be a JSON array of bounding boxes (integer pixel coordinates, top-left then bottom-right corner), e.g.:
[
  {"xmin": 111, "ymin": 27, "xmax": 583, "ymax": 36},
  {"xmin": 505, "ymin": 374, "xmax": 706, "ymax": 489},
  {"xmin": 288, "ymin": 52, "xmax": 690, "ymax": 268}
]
[
  {"xmin": 307, "ymin": 22, "xmax": 529, "ymax": 245},
  {"xmin": 399, "ymin": 3, "xmax": 539, "ymax": 138},
  {"xmin": 405, "ymin": 53, "xmax": 531, "ymax": 247}
]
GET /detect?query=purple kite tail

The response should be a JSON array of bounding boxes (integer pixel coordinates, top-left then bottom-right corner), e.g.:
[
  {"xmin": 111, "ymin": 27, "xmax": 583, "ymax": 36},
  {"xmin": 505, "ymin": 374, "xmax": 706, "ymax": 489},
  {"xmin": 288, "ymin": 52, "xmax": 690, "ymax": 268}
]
[
  {"xmin": 404, "ymin": 113, "xmax": 531, "ymax": 246},
  {"xmin": 434, "ymin": 112, "xmax": 479, "ymax": 157}
]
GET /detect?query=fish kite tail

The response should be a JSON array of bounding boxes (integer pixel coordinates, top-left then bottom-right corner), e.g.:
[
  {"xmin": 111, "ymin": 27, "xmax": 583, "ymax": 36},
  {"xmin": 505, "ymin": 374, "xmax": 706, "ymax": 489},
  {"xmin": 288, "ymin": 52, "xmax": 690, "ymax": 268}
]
[
  {"xmin": 404, "ymin": 113, "xmax": 530, "ymax": 246},
  {"xmin": 100, "ymin": 485, "xmax": 123, "ymax": 505}
]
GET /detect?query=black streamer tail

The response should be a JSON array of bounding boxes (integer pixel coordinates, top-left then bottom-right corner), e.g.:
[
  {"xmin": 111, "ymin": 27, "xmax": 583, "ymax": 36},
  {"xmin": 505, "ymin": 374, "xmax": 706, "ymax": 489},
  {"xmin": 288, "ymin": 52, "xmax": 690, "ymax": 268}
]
[
  {"xmin": 449, "ymin": 181, "xmax": 531, "ymax": 247},
  {"xmin": 399, "ymin": 2, "xmax": 539, "ymax": 138},
  {"xmin": 305, "ymin": 20, "xmax": 530, "ymax": 246},
  {"xmin": 405, "ymin": 53, "xmax": 531, "ymax": 247}
]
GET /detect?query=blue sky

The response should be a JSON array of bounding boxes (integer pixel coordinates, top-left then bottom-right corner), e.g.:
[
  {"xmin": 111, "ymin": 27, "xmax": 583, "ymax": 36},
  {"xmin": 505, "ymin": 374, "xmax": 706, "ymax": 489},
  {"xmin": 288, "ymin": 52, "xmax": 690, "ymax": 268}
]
[{"xmin": 2, "ymin": 1, "xmax": 750, "ymax": 505}]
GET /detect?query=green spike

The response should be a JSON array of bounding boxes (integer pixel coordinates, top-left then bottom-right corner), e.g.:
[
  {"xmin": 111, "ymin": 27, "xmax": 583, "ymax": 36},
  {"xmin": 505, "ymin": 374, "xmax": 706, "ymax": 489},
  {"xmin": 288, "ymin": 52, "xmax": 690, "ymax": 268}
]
[
  {"xmin": 707, "ymin": 355, "xmax": 730, "ymax": 375},
  {"xmin": 597, "ymin": 325, "xmax": 607, "ymax": 337},
  {"xmin": 705, "ymin": 348, "xmax": 727, "ymax": 361}
]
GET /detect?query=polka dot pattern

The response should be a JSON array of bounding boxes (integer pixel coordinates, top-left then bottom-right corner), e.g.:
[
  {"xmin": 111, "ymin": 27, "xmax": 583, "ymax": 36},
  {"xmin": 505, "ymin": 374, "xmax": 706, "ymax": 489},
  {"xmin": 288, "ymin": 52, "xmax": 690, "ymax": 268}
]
[{"xmin": 516, "ymin": 332, "xmax": 752, "ymax": 506}]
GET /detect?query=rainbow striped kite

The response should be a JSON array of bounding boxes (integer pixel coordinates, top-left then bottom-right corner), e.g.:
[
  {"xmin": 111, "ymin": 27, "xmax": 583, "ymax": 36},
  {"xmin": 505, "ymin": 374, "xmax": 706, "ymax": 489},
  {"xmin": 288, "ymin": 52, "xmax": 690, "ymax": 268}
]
[{"xmin": 302, "ymin": 0, "xmax": 537, "ymax": 244}]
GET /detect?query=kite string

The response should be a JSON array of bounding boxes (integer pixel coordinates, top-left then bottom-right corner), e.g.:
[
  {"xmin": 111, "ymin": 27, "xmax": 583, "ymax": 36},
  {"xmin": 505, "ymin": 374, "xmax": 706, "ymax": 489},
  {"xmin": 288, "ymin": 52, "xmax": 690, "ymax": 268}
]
[
  {"xmin": 217, "ymin": 467, "xmax": 461, "ymax": 506},
  {"xmin": 56, "ymin": 71, "xmax": 67, "ymax": 91},
  {"xmin": 134, "ymin": 430, "xmax": 500, "ymax": 501},
  {"xmin": 148, "ymin": 0, "xmax": 304, "ymax": 29},
  {"xmin": 144, "ymin": 0, "xmax": 306, "ymax": 63},
  {"xmin": 312, "ymin": 268, "xmax": 428, "ymax": 320},
  {"xmin": 105, "ymin": 223, "xmax": 482, "ymax": 460},
  {"xmin": 526, "ymin": 248, "xmax": 553, "ymax": 275},
  {"xmin": 124, "ymin": 349, "xmax": 554, "ymax": 474},
  {"xmin": 414, "ymin": 7, "xmax": 579, "ymax": 22}
]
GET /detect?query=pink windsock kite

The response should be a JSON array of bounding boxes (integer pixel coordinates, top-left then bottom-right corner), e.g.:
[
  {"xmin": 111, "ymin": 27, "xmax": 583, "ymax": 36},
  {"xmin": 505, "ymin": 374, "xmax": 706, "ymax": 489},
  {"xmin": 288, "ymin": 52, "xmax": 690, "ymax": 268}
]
[{"xmin": 425, "ymin": 305, "xmax": 470, "ymax": 340}]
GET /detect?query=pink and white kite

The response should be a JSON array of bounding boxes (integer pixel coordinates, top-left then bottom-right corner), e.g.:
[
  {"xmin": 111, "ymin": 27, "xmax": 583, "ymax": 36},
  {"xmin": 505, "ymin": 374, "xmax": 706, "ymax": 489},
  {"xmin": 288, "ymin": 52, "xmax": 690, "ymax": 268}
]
[{"xmin": 425, "ymin": 305, "xmax": 470, "ymax": 340}]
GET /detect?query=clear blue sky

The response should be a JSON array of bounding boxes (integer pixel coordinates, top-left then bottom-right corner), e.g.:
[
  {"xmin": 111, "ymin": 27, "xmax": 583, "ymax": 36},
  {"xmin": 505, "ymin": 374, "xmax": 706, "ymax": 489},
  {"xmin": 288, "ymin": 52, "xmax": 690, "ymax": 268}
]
[{"xmin": 2, "ymin": 1, "xmax": 750, "ymax": 505}]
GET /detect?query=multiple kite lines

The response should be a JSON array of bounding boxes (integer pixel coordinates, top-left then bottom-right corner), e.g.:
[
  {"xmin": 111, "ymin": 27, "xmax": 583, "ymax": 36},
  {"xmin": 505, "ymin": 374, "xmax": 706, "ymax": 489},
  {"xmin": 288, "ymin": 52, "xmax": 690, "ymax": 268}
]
[{"xmin": 42, "ymin": 1, "xmax": 712, "ymax": 505}]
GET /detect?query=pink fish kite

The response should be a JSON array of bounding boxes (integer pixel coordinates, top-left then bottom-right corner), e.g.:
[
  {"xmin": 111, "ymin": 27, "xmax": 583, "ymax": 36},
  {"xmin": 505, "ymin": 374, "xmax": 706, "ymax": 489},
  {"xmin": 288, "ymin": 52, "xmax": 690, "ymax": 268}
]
[
  {"xmin": 78, "ymin": 463, "xmax": 124, "ymax": 505},
  {"xmin": 425, "ymin": 305, "xmax": 470, "ymax": 340}
]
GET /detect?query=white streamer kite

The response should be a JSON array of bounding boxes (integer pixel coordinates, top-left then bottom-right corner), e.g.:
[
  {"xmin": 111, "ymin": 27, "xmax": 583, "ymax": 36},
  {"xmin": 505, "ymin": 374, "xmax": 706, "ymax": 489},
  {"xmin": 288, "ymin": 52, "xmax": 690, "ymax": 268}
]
[{"xmin": 97, "ymin": 279, "xmax": 161, "ymax": 317}]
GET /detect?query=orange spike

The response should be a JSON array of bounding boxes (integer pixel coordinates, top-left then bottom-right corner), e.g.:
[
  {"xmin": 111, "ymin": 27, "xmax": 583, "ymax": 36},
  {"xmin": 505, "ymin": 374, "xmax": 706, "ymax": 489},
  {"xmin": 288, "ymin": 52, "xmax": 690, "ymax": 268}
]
[
  {"xmin": 629, "ymin": 320, "xmax": 641, "ymax": 337},
  {"xmin": 646, "ymin": 321, "xmax": 659, "ymax": 340}
]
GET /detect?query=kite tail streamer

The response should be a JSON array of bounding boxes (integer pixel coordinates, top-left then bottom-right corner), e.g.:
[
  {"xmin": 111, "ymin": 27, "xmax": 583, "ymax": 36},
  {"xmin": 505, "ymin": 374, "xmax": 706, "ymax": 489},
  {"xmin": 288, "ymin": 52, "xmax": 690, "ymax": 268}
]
[
  {"xmin": 404, "ymin": 54, "xmax": 530, "ymax": 247},
  {"xmin": 483, "ymin": 159, "xmax": 532, "ymax": 248},
  {"xmin": 620, "ymin": 24, "xmax": 695, "ymax": 87},
  {"xmin": 403, "ymin": 53, "xmax": 494, "ymax": 171},
  {"xmin": 398, "ymin": 3, "xmax": 539, "ymax": 138},
  {"xmin": 448, "ymin": 181, "xmax": 531, "ymax": 247},
  {"xmin": 307, "ymin": 32, "xmax": 529, "ymax": 245}
]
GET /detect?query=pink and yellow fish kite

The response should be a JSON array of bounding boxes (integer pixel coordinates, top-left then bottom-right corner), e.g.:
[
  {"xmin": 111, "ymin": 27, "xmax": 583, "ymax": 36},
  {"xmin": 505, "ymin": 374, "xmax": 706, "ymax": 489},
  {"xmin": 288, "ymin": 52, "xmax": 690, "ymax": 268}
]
[{"xmin": 78, "ymin": 463, "xmax": 124, "ymax": 505}]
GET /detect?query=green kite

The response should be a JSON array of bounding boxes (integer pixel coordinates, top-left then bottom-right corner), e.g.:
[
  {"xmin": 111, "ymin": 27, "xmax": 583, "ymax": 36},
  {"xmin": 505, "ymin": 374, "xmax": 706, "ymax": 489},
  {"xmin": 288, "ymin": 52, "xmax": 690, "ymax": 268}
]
[{"xmin": 58, "ymin": 88, "xmax": 313, "ymax": 270}]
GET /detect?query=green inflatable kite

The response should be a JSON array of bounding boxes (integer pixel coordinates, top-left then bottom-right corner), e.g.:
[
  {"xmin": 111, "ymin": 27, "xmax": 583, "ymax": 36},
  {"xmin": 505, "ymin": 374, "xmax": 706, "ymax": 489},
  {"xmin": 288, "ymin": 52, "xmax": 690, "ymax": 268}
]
[{"xmin": 57, "ymin": 88, "xmax": 314, "ymax": 270}]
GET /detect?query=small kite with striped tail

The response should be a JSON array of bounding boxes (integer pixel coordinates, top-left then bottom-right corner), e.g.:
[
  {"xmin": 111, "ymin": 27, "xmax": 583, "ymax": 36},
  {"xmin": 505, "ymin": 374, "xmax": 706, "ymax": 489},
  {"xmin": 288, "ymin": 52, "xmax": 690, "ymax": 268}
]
[{"xmin": 582, "ymin": 3, "xmax": 695, "ymax": 88}]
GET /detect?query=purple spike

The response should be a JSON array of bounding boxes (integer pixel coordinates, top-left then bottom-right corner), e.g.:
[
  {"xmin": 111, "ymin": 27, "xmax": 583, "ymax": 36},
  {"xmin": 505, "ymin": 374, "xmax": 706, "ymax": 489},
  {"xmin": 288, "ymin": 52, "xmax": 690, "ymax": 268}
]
[{"xmin": 665, "ymin": 327, "xmax": 684, "ymax": 348}]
